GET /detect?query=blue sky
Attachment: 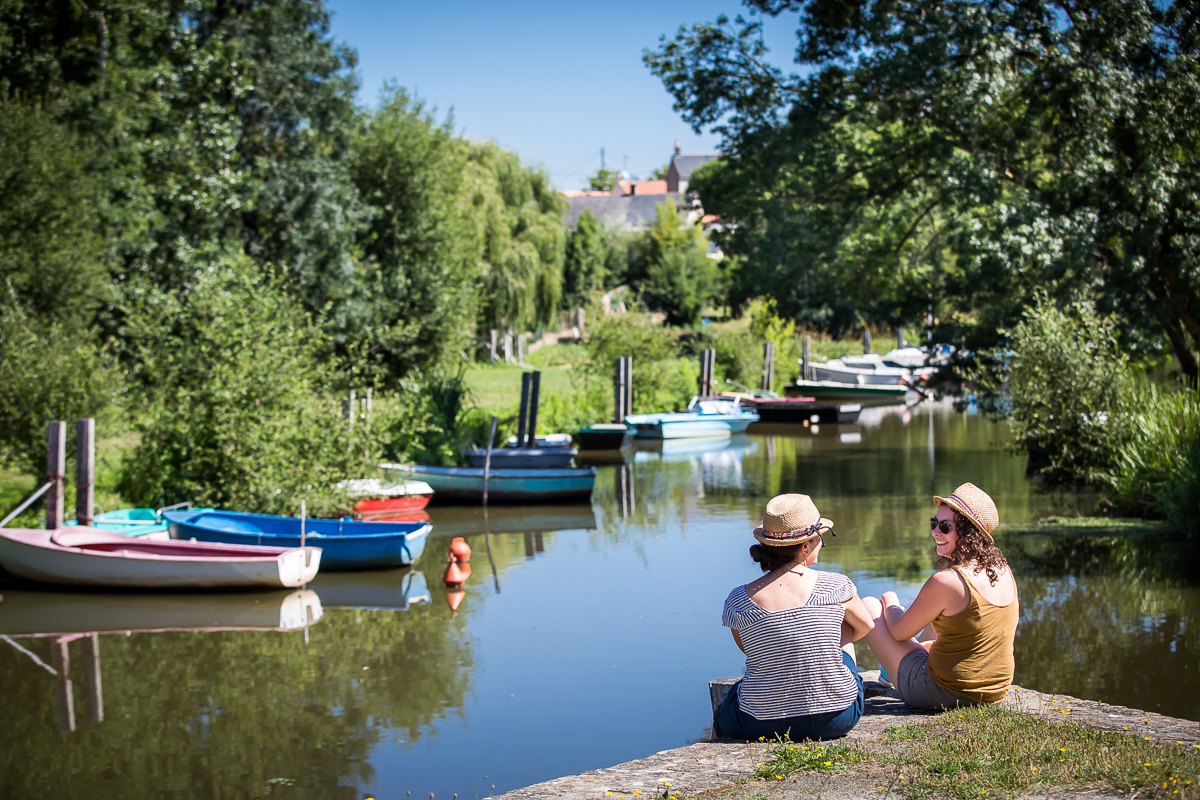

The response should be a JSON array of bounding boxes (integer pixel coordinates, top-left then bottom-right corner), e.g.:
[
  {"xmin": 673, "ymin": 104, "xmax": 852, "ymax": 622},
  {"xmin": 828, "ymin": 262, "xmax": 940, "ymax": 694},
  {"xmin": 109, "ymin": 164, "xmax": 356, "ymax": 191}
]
[{"xmin": 326, "ymin": 0, "xmax": 800, "ymax": 191}]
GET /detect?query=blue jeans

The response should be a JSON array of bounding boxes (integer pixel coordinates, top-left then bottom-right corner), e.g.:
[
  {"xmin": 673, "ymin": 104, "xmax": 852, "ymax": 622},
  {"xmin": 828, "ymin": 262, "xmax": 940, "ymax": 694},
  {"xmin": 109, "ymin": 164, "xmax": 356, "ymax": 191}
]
[{"xmin": 713, "ymin": 651, "xmax": 864, "ymax": 741}]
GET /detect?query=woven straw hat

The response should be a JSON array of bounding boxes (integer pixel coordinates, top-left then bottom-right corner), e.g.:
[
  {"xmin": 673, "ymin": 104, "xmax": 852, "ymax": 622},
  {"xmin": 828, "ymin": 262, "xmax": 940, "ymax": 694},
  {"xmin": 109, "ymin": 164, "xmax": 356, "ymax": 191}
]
[
  {"xmin": 752, "ymin": 494, "xmax": 834, "ymax": 547},
  {"xmin": 933, "ymin": 482, "xmax": 999, "ymax": 543}
]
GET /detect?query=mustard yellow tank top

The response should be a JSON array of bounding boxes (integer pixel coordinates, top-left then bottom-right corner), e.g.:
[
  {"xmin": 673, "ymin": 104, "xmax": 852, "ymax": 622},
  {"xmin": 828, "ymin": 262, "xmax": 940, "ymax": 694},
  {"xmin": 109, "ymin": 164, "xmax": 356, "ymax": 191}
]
[{"xmin": 927, "ymin": 566, "xmax": 1019, "ymax": 703}]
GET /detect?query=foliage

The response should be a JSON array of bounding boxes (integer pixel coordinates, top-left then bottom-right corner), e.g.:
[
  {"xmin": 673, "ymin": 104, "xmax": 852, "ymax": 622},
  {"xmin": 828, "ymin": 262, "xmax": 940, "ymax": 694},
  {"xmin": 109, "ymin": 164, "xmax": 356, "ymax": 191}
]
[
  {"xmin": 1103, "ymin": 383, "xmax": 1200, "ymax": 537},
  {"xmin": 563, "ymin": 210, "xmax": 607, "ymax": 308},
  {"xmin": 753, "ymin": 737, "xmax": 861, "ymax": 778},
  {"xmin": 578, "ymin": 314, "xmax": 697, "ymax": 415},
  {"xmin": 587, "ymin": 166, "xmax": 616, "ymax": 192},
  {"xmin": 1001, "ymin": 294, "xmax": 1131, "ymax": 488},
  {"xmin": 646, "ymin": 0, "xmax": 1200, "ymax": 375},
  {"xmin": 0, "ymin": 289, "xmax": 122, "ymax": 477},
  {"xmin": 640, "ymin": 198, "xmax": 718, "ymax": 326},
  {"xmin": 115, "ymin": 258, "xmax": 375, "ymax": 515}
]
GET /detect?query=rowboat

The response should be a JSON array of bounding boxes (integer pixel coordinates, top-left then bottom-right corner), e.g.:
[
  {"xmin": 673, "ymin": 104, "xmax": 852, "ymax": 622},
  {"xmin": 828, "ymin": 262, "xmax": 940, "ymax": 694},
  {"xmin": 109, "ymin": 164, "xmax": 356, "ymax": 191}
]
[
  {"xmin": 573, "ymin": 423, "xmax": 633, "ymax": 450},
  {"xmin": 784, "ymin": 380, "xmax": 911, "ymax": 404},
  {"xmin": 462, "ymin": 446, "xmax": 577, "ymax": 469},
  {"xmin": 0, "ymin": 528, "xmax": 320, "ymax": 589},
  {"xmin": 506, "ymin": 433, "xmax": 574, "ymax": 448},
  {"xmin": 163, "ymin": 510, "xmax": 429, "ymax": 571},
  {"xmin": 383, "ymin": 463, "xmax": 596, "ymax": 504},
  {"xmin": 0, "ymin": 587, "xmax": 324, "ymax": 636},
  {"xmin": 65, "ymin": 506, "xmax": 215, "ymax": 540},
  {"xmin": 625, "ymin": 396, "xmax": 759, "ymax": 439},
  {"xmin": 339, "ymin": 479, "xmax": 434, "ymax": 516}
]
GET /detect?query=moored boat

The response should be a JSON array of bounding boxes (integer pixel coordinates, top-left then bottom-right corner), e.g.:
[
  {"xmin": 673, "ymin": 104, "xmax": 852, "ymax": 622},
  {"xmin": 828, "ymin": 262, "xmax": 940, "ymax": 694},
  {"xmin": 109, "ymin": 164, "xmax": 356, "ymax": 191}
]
[
  {"xmin": 0, "ymin": 528, "xmax": 320, "ymax": 589},
  {"xmin": 505, "ymin": 433, "xmax": 574, "ymax": 448},
  {"xmin": 737, "ymin": 397, "xmax": 863, "ymax": 424},
  {"xmin": 810, "ymin": 354, "xmax": 912, "ymax": 385},
  {"xmin": 625, "ymin": 396, "xmax": 759, "ymax": 439},
  {"xmin": 65, "ymin": 506, "xmax": 215, "ymax": 540},
  {"xmin": 383, "ymin": 463, "xmax": 596, "ymax": 504},
  {"xmin": 462, "ymin": 446, "xmax": 577, "ymax": 469},
  {"xmin": 339, "ymin": 479, "xmax": 434, "ymax": 516},
  {"xmin": 573, "ymin": 423, "xmax": 633, "ymax": 450},
  {"xmin": 163, "ymin": 509, "xmax": 429, "ymax": 571},
  {"xmin": 784, "ymin": 380, "xmax": 910, "ymax": 404}
]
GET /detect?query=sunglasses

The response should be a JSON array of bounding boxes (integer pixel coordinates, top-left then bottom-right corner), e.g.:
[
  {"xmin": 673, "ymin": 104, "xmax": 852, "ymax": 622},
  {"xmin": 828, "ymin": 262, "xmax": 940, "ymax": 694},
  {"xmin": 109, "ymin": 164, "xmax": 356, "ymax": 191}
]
[{"xmin": 929, "ymin": 517, "xmax": 953, "ymax": 535}]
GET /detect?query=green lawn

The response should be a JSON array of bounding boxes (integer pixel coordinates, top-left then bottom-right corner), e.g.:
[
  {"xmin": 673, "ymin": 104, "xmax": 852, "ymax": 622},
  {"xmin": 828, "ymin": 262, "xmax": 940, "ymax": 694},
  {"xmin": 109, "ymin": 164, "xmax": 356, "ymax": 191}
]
[{"xmin": 463, "ymin": 361, "xmax": 582, "ymax": 416}]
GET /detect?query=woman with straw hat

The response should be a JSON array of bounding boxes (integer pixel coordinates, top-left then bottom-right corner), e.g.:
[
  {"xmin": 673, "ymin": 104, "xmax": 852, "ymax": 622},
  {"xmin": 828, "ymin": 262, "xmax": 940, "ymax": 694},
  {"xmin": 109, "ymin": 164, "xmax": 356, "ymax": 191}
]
[
  {"xmin": 862, "ymin": 482, "xmax": 1019, "ymax": 710},
  {"xmin": 713, "ymin": 494, "xmax": 874, "ymax": 741}
]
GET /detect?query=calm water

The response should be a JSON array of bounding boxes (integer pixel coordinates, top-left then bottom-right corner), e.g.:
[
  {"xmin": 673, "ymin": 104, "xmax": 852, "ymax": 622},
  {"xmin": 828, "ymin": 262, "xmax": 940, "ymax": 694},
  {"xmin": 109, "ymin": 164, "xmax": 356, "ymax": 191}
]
[{"xmin": 2, "ymin": 401, "xmax": 1197, "ymax": 798}]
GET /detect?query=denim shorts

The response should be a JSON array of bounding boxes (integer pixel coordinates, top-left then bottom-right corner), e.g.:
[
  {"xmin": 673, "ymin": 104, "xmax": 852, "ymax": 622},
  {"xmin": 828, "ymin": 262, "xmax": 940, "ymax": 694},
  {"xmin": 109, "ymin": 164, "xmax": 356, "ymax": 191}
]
[
  {"xmin": 895, "ymin": 648, "xmax": 982, "ymax": 711},
  {"xmin": 713, "ymin": 652, "xmax": 864, "ymax": 741}
]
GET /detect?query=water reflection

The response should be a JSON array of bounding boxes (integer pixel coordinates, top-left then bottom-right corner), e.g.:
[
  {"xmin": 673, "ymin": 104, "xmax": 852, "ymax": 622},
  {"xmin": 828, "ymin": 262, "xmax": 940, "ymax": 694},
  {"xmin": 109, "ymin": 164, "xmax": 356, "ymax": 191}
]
[{"xmin": 1, "ymin": 399, "xmax": 1195, "ymax": 799}]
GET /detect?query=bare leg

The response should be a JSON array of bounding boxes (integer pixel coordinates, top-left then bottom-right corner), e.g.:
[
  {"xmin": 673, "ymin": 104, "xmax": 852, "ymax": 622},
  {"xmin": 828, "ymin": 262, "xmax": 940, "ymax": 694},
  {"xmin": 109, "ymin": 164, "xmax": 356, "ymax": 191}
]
[{"xmin": 861, "ymin": 595, "xmax": 924, "ymax": 682}]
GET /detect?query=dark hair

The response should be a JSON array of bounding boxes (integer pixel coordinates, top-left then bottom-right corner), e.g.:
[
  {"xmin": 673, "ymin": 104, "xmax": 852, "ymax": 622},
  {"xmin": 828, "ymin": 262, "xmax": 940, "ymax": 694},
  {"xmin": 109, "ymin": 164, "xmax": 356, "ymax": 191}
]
[
  {"xmin": 749, "ymin": 542, "xmax": 804, "ymax": 573},
  {"xmin": 938, "ymin": 509, "xmax": 1008, "ymax": 585}
]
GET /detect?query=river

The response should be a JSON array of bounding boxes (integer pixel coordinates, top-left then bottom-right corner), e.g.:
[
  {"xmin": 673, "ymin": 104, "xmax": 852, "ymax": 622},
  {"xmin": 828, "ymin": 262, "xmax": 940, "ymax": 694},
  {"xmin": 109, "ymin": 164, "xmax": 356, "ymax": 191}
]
[{"xmin": 1, "ymin": 400, "xmax": 1196, "ymax": 798}]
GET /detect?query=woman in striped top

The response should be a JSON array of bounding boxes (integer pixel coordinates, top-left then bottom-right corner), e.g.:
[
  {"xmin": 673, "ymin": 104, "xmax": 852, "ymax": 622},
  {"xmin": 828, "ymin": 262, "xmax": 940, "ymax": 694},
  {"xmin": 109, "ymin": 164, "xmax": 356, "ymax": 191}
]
[{"xmin": 713, "ymin": 494, "xmax": 875, "ymax": 741}]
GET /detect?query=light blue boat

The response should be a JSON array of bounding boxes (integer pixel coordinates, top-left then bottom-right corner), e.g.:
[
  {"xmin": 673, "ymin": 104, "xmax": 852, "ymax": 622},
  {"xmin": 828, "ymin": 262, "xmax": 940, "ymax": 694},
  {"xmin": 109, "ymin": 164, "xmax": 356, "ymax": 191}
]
[
  {"xmin": 626, "ymin": 396, "xmax": 759, "ymax": 439},
  {"xmin": 384, "ymin": 464, "xmax": 595, "ymax": 504},
  {"xmin": 65, "ymin": 505, "xmax": 214, "ymax": 539}
]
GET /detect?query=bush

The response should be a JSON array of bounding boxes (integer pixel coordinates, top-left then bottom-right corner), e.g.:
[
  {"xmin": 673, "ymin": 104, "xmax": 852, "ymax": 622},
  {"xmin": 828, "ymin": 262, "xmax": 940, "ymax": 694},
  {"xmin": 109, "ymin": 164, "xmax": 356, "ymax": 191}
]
[{"xmin": 580, "ymin": 315, "xmax": 696, "ymax": 415}]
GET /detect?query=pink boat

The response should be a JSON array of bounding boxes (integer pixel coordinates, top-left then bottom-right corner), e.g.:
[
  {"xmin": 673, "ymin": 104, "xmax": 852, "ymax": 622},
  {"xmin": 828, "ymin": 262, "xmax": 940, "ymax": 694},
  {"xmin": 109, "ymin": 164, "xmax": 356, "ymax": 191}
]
[{"xmin": 0, "ymin": 528, "xmax": 321, "ymax": 589}]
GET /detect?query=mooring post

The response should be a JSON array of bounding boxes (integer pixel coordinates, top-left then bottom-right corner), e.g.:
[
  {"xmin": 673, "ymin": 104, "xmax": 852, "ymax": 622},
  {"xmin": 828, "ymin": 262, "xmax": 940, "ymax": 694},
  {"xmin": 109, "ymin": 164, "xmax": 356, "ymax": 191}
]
[
  {"xmin": 45, "ymin": 421, "xmax": 66, "ymax": 529},
  {"xmin": 624, "ymin": 356, "xmax": 633, "ymax": 416},
  {"xmin": 862, "ymin": 330, "xmax": 872, "ymax": 354},
  {"xmin": 517, "ymin": 372, "xmax": 532, "ymax": 447},
  {"xmin": 75, "ymin": 418, "xmax": 95, "ymax": 527},
  {"xmin": 504, "ymin": 333, "xmax": 513, "ymax": 364},
  {"xmin": 613, "ymin": 357, "xmax": 626, "ymax": 422},
  {"xmin": 347, "ymin": 389, "xmax": 356, "ymax": 434},
  {"xmin": 802, "ymin": 336, "xmax": 812, "ymax": 381},
  {"xmin": 82, "ymin": 633, "xmax": 103, "ymax": 723},
  {"xmin": 897, "ymin": 327, "xmax": 906, "ymax": 350},
  {"xmin": 761, "ymin": 342, "xmax": 775, "ymax": 392},
  {"xmin": 490, "ymin": 329, "xmax": 498, "ymax": 363},
  {"xmin": 517, "ymin": 334, "xmax": 526, "ymax": 366},
  {"xmin": 364, "ymin": 387, "xmax": 373, "ymax": 430},
  {"xmin": 51, "ymin": 636, "xmax": 74, "ymax": 733},
  {"xmin": 527, "ymin": 371, "xmax": 541, "ymax": 447},
  {"xmin": 576, "ymin": 307, "xmax": 585, "ymax": 337},
  {"xmin": 482, "ymin": 416, "xmax": 498, "ymax": 506}
]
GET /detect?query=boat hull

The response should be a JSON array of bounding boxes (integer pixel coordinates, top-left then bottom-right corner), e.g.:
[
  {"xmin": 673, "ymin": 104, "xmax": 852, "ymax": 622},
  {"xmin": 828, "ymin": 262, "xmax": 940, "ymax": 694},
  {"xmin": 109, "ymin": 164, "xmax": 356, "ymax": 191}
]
[
  {"xmin": 0, "ymin": 528, "xmax": 320, "ymax": 589},
  {"xmin": 744, "ymin": 399, "xmax": 863, "ymax": 424},
  {"xmin": 352, "ymin": 495, "xmax": 431, "ymax": 515},
  {"xmin": 163, "ymin": 510, "xmax": 429, "ymax": 571},
  {"xmin": 626, "ymin": 413, "xmax": 758, "ymax": 439},
  {"xmin": 463, "ymin": 447, "xmax": 577, "ymax": 469},
  {"xmin": 387, "ymin": 465, "xmax": 596, "ymax": 504},
  {"xmin": 573, "ymin": 425, "xmax": 633, "ymax": 450},
  {"xmin": 811, "ymin": 364, "xmax": 907, "ymax": 385},
  {"xmin": 784, "ymin": 381, "xmax": 910, "ymax": 404}
]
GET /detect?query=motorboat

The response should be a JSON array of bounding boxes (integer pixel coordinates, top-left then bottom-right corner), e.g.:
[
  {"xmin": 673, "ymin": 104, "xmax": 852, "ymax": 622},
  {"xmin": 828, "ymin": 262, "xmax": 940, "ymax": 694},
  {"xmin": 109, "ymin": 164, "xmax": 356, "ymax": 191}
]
[
  {"xmin": 573, "ymin": 423, "xmax": 633, "ymax": 450},
  {"xmin": 810, "ymin": 353, "xmax": 912, "ymax": 385},
  {"xmin": 625, "ymin": 396, "xmax": 759, "ymax": 439}
]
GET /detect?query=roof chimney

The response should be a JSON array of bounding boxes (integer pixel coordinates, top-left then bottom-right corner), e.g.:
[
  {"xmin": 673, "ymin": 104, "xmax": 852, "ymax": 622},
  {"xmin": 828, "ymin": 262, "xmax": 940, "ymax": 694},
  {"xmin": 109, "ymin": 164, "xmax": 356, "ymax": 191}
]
[{"xmin": 674, "ymin": 140, "xmax": 681, "ymax": 155}]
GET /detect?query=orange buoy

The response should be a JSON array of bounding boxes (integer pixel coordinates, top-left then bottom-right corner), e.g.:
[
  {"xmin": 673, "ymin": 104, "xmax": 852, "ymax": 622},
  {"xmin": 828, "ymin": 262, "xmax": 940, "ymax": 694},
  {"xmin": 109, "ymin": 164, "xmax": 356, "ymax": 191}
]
[
  {"xmin": 443, "ymin": 559, "xmax": 468, "ymax": 587},
  {"xmin": 445, "ymin": 588, "xmax": 464, "ymax": 618},
  {"xmin": 449, "ymin": 537, "xmax": 472, "ymax": 563}
]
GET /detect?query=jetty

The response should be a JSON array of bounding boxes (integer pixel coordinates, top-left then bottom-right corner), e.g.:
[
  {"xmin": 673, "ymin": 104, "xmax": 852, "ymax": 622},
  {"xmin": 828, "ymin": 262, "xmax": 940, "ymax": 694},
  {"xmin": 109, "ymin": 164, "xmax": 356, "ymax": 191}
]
[{"xmin": 494, "ymin": 675, "xmax": 1200, "ymax": 799}]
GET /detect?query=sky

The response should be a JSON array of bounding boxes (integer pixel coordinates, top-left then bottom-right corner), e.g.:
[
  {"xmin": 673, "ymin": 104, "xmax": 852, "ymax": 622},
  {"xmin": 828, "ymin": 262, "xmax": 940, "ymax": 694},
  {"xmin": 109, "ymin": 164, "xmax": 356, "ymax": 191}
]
[{"xmin": 326, "ymin": 0, "xmax": 801, "ymax": 191}]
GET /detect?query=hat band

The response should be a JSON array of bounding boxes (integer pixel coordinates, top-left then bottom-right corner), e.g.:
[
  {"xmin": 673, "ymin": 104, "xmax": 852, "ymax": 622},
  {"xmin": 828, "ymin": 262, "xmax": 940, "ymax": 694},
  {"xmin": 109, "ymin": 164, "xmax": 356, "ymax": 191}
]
[
  {"xmin": 759, "ymin": 518, "xmax": 826, "ymax": 542},
  {"xmin": 948, "ymin": 493, "xmax": 983, "ymax": 528}
]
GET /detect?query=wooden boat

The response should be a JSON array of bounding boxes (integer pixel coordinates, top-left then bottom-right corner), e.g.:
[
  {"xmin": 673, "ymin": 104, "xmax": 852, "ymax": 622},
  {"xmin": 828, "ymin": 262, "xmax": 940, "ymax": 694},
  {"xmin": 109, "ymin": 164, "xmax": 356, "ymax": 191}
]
[
  {"xmin": 625, "ymin": 396, "xmax": 759, "ymax": 439},
  {"xmin": 737, "ymin": 397, "xmax": 863, "ymax": 424},
  {"xmin": 339, "ymin": 479, "xmax": 434, "ymax": 516},
  {"xmin": 784, "ymin": 380, "xmax": 910, "ymax": 404},
  {"xmin": 163, "ymin": 510, "xmax": 429, "ymax": 571},
  {"xmin": 573, "ymin": 423, "xmax": 633, "ymax": 450},
  {"xmin": 65, "ymin": 507, "xmax": 214, "ymax": 540},
  {"xmin": 0, "ymin": 528, "xmax": 320, "ymax": 589},
  {"xmin": 463, "ymin": 446, "xmax": 577, "ymax": 469},
  {"xmin": 0, "ymin": 587, "xmax": 324, "ymax": 636},
  {"xmin": 383, "ymin": 463, "xmax": 596, "ymax": 504}
]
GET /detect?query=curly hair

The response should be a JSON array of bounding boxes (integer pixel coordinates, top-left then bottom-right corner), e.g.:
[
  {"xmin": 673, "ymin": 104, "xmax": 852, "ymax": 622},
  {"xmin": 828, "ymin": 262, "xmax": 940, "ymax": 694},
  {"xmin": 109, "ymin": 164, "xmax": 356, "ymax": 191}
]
[{"xmin": 937, "ymin": 509, "xmax": 1008, "ymax": 586}]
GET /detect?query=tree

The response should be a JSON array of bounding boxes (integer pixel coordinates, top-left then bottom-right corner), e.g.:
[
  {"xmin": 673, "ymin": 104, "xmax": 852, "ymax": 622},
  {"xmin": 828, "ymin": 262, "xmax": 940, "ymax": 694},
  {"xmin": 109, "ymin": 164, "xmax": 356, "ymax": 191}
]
[
  {"xmin": 646, "ymin": 1, "xmax": 1200, "ymax": 376},
  {"xmin": 563, "ymin": 210, "xmax": 608, "ymax": 307},
  {"xmin": 588, "ymin": 166, "xmax": 617, "ymax": 192},
  {"xmin": 640, "ymin": 198, "xmax": 717, "ymax": 325}
]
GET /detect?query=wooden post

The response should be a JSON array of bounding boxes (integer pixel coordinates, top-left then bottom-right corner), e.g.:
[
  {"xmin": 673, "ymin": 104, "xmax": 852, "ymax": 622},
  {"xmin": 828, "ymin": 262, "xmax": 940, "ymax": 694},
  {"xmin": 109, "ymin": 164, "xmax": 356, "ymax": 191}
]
[
  {"xmin": 490, "ymin": 329, "xmax": 498, "ymax": 363},
  {"xmin": 862, "ymin": 330, "xmax": 871, "ymax": 354},
  {"xmin": 576, "ymin": 307, "xmax": 585, "ymax": 336},
  {"xmin": 300, "ymin": 499, "xmax": 308, "ymax": 567},
  {"xmin": 517, "ymin": 334, "xmax": 526, "ymax": 366},
  {"xmin": 897, "ymin": 327, "xmax": 906, "ymax": 350},
  {"xmin": 802, "ymin": 336, "xmax": 812, "ymax": 381},
  {"xmin": 51, "ymin": 637, "xmax": 75, "ymax": 732},
  {"xmin": 527, "ymin": 371, "xmax": 541, "ymax": 447},
  {"xmin": 698, "ymin": 350, "xmax": 708, "ymax": 396},
  {"xmin": 761, "ymin": 342, "xmax": 775, "ymax": 392},
  {"xmin": 347, "ymin": 390, "xmax": 356, "ymax": 434},
  {"xmin": 517, "ymin": 372, "xmax": 532, "ymax": 447},
  {"xmin": 364, "ymin": 387, "xmax": 373, "ymax": 430},
  {"xmin": 82, "ymin": 633, "xmax": 103, "ymax": 723},
  {"xmin": 75, "ymin": 418, "xmax": 95, "ymax": 527},
  {"xmin": 613, "ymin": 357, "xmax": 626, "ymax": 423},
  {"xmin": 482, "ymin": 416, "xmax": 498, "ymax": 506},
  {"xmin": 624, "ymin": 356, "xmax": 633, "ymax": 416},
  {"xmin": 503, "ymin": 333, "xmax": 513, "ymax": 364},
  {"xmin": 46, "ymin": 421, "xmax": 66, "ymax": 529}
]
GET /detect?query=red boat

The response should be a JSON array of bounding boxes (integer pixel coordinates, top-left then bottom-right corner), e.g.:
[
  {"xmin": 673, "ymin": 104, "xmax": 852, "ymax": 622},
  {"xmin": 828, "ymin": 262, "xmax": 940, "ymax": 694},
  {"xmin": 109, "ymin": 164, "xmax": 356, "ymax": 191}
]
[{"xmin": 340, "ymin": 478, "xmax": 434, "ymax": 519}]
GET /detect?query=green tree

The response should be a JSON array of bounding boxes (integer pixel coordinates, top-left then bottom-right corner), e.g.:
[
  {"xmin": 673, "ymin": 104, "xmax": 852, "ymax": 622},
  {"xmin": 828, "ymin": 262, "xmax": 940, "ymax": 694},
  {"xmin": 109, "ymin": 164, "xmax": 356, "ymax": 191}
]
[
  {"xmin": 646, "ymin": 1, "xmax": 1200, "ymax": 375},
  {"xmin": 640, "ymin": 198, "xmax": 717, "ymax": 325},
  {"xmin": 563, "ymin": 210, "xmax": 608, "ymax": 307},
  {"xmin": 587, "ymin": 166, "xmax": 617, "ymax": 192}
]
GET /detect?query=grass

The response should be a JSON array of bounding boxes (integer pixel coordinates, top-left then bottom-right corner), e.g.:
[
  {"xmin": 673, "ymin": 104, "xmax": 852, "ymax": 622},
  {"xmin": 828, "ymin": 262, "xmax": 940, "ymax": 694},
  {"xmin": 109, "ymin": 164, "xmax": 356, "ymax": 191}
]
[
  {"xmin": 462, "ymin": 362, "xmax": 581, "ymax": 416},
  {"xmin": 745, "ymin": 706, "xmax": 1200, "ymax": 799}
]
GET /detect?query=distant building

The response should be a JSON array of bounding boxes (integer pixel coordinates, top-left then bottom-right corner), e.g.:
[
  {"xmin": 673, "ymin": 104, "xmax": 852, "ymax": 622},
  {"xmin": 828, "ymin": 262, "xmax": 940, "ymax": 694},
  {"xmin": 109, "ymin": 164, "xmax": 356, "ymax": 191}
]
[{"xmin": 563, "ymin": 142, "xmax": 720, "ymax": 231}]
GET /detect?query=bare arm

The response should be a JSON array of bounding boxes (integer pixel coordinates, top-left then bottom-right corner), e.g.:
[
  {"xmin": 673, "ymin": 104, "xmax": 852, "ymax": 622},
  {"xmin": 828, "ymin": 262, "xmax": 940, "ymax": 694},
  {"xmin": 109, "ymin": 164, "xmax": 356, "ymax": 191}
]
[
  {"xmin": 731, "ymin": 628, "xmax": 745, "ymax": 653},
  {"xmin": 885, "ymin": 572, "xmax": 962, "ymax": 641},
  {"xmin": 840, "ymin": 593, "xmax": 875, "ymax": 642}
]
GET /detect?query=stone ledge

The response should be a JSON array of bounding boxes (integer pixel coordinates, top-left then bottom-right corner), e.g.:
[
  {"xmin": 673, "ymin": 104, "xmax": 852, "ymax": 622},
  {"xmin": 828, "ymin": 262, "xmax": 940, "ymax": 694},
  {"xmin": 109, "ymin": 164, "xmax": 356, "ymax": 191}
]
[{"xmin": 494, "ymin": 675, "xmax": 1199, "ymax": 800}]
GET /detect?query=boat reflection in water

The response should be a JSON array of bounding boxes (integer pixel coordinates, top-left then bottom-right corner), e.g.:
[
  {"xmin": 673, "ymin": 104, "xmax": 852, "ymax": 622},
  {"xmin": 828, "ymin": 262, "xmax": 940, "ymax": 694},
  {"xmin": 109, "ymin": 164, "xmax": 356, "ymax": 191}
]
[
  {"xmin": 309, "ymin": 567, "xmax": 430, "ymax": 611},
  {"xmin": 0, "ymin": 587, "xmax": 323, "ymax": 732}
]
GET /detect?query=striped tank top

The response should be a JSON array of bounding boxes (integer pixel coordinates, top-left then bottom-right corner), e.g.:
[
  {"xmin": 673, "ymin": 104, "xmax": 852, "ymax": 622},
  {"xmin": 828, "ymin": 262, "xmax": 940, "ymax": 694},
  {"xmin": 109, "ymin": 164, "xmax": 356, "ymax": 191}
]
[{"xmin": 722, "ymin": 571, "xmax": 859, "ymax": 719}]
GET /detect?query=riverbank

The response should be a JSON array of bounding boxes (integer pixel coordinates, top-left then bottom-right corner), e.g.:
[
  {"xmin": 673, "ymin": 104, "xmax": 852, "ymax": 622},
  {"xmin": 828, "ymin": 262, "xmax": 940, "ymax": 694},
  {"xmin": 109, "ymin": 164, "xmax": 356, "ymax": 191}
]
[{"xmin": 497, "ymin": 674, "xmax": 1200, "ymax": 799}]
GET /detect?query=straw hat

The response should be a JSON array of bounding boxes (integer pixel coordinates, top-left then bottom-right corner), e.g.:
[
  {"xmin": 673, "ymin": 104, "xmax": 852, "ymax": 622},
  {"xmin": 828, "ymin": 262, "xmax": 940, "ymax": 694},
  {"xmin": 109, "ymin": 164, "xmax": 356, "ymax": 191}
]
[
  {"xmin": 753, "ymin": 494, "xmax": 834, "ymax": 547},
  {"xmin": 933, "ymin": 482, "xmax": 999, "ymax": 543}
]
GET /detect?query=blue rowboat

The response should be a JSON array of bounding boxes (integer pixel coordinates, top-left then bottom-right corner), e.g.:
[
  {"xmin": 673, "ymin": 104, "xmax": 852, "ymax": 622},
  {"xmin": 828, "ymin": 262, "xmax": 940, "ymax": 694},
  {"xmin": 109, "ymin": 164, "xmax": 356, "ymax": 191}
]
[
  {"xmin": 162, "ymin": 510, "xmax": 429, "ymax": 571},
  {"xmin": 383, "ymin": 464, "xmax": 595, "ymax": 504},
  {"xmin": 66, "ymin": 506, "xmax": 215, "ymax": 539},
  {"xmin": 462, "ymin": 446, "xmax": 578, "ymax": 469},
  {"xmin": 625, "ymin": 396, "xmax": 759, "ymax": 439}
]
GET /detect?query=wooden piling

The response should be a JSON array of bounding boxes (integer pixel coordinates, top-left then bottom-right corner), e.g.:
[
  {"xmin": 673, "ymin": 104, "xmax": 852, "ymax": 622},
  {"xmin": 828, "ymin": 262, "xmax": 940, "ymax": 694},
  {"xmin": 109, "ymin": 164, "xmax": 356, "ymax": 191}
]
[
  {"xmin": 698, "ymin": 348, "xmax": 716, "ymax": 397},
  {"xmin": 897, "ymin": 327, "xmax": 906, "ymax": 350},
  {"xmin": 624, "ymin": 356, "xmax": 633, "ymax": 416},
  {"xmin": 504, "ymin": 333, "xmax": 513, "ymax": 364},
  {"xmin": 517, "ymin": 372, "xmax": 532, "ymax": 446},
  {"xmin": 576, "ymin": 307, "xmax": 585, "ymax": 336},
  {"xmin": 862, "ymin": 330, "xmax": 872, "ymax": 354},
  {"xmin": 75, "ymin": 418, "xmax": 95, "ymax": 527},
  {"xmin": 527, "ymin": 371, "xmax": 541, "ymax": 446},
  {"xmin": 517, "ymin": 334, "xmax": 526, "ymax": 365},
  {"xmin": 45, "ymin": 421, "xmax": 66, "ymax": 530},
  {"xmin": 51, "ymin": 637, "xmax": 74, "ymax": 733},
  {"xmin": 761, "ymin": 342, "xmax": 775, "ymax": 392},
  {"xmin": 490, "ymin": 329, "xmax": 498, "ymax": 363},
  {"xmin": 347, "ymin": 390, "xmax": 356, "ymax": 434},
  {"xmin": 482, "ymin": 416, "xmax": 498, "ymax": 507},
  {"xmin": 802, "ymin": 336, "xmax": 812, "ymax": 381},
  {"xmin": 82, "ymin": 633, "xmax": 103, "ymax": 723},
  {"xmin": 613, "ymin": 357, "xmax": 632, "ymax": 422}
]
